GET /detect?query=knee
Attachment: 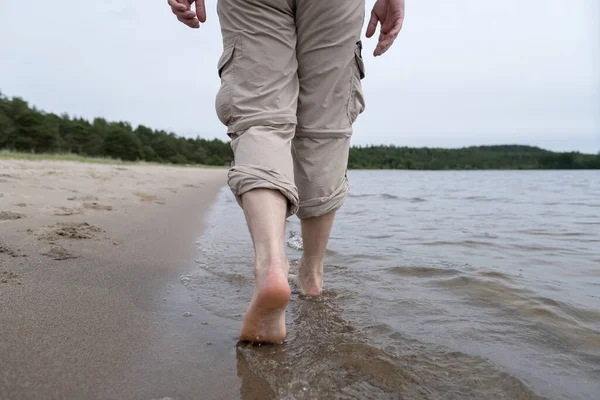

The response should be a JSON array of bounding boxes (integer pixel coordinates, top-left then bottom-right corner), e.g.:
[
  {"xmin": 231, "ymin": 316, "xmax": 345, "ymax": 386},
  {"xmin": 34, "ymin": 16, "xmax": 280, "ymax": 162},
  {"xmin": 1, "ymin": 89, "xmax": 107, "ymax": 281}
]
[
  {"xmin": 227, "ymin": 124, "xmax": 299, "ymax": 216},
  {"xmin": 228, "ymin": 163, "xmax": 299, "ymax": 218},
  {"xmin": 230, "ymin": 125, "xmax": 295, "ymax": 173},
  {"xmin": 293, "ymin": 133, "xmax": 351, "ymax": 220},
  {"xmin": 296, "ymin": 176, "xmax": 349, "ymax": 220}
]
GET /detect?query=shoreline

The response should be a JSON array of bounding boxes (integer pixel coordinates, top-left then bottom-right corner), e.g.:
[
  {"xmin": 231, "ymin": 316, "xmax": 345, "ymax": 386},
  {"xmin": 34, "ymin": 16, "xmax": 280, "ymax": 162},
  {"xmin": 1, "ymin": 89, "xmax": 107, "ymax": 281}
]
[
  {"xmin": 0, "ymin": 151, "xmax": 228, "ymax": 169},
  {"xmin": 0, "ymin": 159, "xmax": 242, "ymax": 399}
]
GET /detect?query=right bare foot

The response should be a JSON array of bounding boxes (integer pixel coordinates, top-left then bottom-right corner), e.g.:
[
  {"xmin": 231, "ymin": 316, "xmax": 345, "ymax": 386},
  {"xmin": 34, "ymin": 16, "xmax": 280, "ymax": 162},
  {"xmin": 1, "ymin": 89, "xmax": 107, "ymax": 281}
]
[
  {"xmin": 240, "ymin": 264, "xmax": 291, "ymax": 343},
  {"xmin": 296, "ymin": 258, "xmax": 323, "ymax": 296}
]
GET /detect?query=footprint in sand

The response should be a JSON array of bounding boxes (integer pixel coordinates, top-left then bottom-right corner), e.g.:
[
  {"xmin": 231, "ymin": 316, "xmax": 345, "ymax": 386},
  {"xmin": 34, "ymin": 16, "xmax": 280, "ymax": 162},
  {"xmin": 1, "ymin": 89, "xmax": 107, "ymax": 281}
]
[
  {"xmin": 0, "ymin": 211, "xmax": 25, "ymax": 220},
  {"xmin": 83, "ymin": 202, "xmax": 113, "ymax": 211},
  {"xmin": 0, "ymin": 269, "xmax": 22, "ymax": 285},
  {"xmin": 36, "ymin": 222, "xmax": 104, "ymax": 241},
  {"xmin": 0, "ymin": 242, "xmax": 26, "ymax": 258},
  {"xmin": 88, "ymin": 172, "xmax": 110, "ymax": 181},
  {"xmin": 52, "ymin": 206, "xmax": 82, "ymax": 216},
  {"xmin": 41, "ymin": 246, "xmax": 79, "ymax": 261},
  {"xmin": 134, "ymin": 192, "xmax": 165, "ymax": 205},
  {"xmin": 67, "ymin": 195, "xmax": 99, "ymax": 202}
]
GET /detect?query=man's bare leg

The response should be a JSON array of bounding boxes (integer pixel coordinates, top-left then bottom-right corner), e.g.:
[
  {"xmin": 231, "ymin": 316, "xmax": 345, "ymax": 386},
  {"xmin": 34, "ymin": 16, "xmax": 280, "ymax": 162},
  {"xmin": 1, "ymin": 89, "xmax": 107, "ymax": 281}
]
[
  {"xmin": 297, "ymin": 211, "xmax": 336, "ymax": 296},
  {"xmin": 239, "ymin": 189, "xmax": 291, "ymax": 343}
]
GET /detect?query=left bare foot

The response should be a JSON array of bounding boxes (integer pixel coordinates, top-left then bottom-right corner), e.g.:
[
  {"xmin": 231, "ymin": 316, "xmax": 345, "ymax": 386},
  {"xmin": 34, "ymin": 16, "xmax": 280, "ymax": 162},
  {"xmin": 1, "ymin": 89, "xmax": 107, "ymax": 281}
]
[{"xmin": 240, "ymin": 263, "xmax": 291, "ymax": 343}]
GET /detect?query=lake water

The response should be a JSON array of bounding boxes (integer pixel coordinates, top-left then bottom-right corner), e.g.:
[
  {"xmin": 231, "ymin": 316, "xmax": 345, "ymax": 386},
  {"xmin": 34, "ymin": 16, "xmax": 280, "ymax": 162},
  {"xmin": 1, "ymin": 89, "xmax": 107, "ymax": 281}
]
[{"xmin": 183, "ymin": 170, "xmax": 600, "ymax": 399}]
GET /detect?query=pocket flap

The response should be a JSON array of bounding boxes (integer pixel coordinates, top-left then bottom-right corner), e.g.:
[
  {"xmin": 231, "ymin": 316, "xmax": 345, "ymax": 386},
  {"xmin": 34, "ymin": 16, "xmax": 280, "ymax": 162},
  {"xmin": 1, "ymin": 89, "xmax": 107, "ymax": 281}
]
[
  {"xmin": 354, "ymin": 46, "xmax": 365, "ymax": 79},
  {"xmin": 217, "ymin": 45, "xmax": 235, "ymax": 78}
]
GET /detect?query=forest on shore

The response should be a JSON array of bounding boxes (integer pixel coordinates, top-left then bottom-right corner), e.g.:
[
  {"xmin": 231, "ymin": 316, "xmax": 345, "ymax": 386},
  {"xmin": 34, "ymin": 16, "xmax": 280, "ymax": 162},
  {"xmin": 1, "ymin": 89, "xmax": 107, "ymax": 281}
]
[{"xmin": 1, "ymin": 92, "xmax": 598, "ymax": 169}]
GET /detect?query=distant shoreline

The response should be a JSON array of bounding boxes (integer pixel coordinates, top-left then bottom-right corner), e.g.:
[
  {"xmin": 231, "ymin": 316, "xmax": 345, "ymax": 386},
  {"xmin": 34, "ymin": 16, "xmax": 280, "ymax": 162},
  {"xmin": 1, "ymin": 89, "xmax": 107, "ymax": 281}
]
[
  {"xmin": 2, "ymin": 92, "xmax": 598, "ymax": 170},
  {"xmin": 1, "ymin": 150, "xmax": 598, "ymax": 170},
  {"xmin": 0, "ymin": 151, "xmax": 226, "ymax": 169}
]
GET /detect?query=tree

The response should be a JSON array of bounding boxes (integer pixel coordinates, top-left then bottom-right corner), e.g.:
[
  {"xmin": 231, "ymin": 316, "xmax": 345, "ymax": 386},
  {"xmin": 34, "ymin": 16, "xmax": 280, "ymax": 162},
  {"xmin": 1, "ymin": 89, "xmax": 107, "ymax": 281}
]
[
  {"xmin": 86, "ymin": 118, "xmax": 108, "ymax": 156},
  {"xmin": 104, "ymin": 122, "xmax": 143, "ymax": 161},
  {"xmin": 0, "ymin": 94, "xmax": 16, "ymax": 149},
  {"xmin": 1, "ymin": 90, "xmax": 598, "ymax": 170},
  {"xmin": 7, "ymin": 97, "xmax": 60, "ymax": 153}
]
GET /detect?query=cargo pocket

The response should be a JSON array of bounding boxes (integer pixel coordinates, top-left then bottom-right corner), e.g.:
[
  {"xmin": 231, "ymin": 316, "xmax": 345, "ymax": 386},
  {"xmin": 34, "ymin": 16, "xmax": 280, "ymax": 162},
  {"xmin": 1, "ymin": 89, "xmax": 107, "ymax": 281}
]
[
  {"xmin": 215, "ymin": 39, "xmax": 237, "ymax": 126},
  {"xmin": 347, "ymin": 41, "xmax": 366, "ymax": 124}
]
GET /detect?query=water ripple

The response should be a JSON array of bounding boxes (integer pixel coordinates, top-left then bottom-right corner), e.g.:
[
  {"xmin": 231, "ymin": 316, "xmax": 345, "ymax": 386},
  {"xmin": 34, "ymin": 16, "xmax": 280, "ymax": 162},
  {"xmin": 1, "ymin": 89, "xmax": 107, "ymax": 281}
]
[{"xmin": 187, "ymin": 171, "xmax": 600, "ymax": 400}]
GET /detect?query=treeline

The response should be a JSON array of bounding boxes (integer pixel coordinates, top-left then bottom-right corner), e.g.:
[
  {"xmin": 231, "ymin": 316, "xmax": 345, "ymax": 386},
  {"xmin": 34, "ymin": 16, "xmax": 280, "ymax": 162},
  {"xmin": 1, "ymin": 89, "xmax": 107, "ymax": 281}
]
[
  {"xmin": 0, "ymin": 92, "xmax": 232, "ymax": 165},
  {"xmin": 349, "ymin": 144, "xmax": 600, "ymax": 170},
  {"xmin": 1, "ymin": 92, "xmax": 598, "ymax": 169}
]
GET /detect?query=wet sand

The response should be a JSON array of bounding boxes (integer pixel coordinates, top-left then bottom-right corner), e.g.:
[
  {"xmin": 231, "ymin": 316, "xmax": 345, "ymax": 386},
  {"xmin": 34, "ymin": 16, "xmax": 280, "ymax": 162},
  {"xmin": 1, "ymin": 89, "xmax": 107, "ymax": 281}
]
[{"xmin": 0, "ymin": 160, "xmax": 241, "ymax": 399}]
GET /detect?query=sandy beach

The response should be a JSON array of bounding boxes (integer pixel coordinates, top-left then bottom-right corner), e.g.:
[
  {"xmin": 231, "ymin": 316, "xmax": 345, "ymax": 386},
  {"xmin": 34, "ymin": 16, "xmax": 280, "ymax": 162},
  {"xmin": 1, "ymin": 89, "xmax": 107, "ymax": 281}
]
[{"xmin": 0, "ymin": 159, "xmax": 243, "ymax": 399}]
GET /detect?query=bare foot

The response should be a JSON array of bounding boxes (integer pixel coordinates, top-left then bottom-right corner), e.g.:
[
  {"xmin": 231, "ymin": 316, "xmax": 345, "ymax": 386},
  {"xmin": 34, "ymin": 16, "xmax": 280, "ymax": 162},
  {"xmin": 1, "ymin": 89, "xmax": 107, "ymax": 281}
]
[
  {"xmin": 296, "ymin": 258, "xmax": 323, "ymax": 296},
  {"xmin": 240, "ymin": 266, "xmax": 291, "ymax": 343}
]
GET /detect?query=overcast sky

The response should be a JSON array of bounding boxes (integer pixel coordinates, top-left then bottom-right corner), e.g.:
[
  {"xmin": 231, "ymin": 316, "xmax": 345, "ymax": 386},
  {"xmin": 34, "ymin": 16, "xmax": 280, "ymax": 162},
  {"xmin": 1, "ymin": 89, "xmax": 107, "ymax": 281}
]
[{"xmin": 1, "ymin": 0, "xmax": 598, "ymax": 152}]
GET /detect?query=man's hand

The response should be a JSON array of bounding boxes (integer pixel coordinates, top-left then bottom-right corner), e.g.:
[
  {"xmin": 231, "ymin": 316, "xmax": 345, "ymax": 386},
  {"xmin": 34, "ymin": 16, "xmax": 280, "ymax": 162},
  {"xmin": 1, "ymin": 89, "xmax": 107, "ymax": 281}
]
[
  {"xmin": 167, "ymin": 0, "xmax": 206, "ymax": 29},
  {"xmin": 366, "ymin": 0, "xmax": 405, "ymax": 57}
]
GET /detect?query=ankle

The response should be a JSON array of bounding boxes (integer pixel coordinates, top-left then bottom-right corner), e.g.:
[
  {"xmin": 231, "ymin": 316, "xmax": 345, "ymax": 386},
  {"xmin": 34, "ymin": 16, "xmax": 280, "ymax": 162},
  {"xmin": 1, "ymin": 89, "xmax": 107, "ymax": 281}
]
[
  {"xmin": 298, "ymin": 258, "xmax": 323, "ymax": 282},
  {"xmin": 254, "ymin": 254, "xmax": 288, "ymax": 280},
  {"xmin": 299, "ymin": 257, "xmax": 323, "ymax": 272},
  {"xmin": 296, "ymin": 259, "xmax": 323, "ymax": 296}
]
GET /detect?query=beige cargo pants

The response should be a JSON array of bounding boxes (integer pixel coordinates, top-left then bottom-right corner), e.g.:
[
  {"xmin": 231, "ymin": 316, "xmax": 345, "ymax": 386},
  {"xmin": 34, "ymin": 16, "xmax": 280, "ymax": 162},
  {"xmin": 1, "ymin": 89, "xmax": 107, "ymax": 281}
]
[{"xmin": 215, "ymin": 0, "xmax": 366, "ymax": 219}]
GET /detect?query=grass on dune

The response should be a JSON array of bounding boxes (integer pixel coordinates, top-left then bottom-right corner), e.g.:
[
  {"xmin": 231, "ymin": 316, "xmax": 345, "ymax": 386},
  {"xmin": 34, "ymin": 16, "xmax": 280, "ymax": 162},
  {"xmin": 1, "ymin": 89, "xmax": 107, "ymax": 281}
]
[{"xmin": 0, "ymin": 150, "xmax": 225, "ymax": 168}]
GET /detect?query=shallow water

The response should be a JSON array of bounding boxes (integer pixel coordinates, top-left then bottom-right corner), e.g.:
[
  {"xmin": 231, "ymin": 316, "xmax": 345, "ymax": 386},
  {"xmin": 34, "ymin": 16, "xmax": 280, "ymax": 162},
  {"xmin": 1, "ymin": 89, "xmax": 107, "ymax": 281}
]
[{"xmin": 184, "ymin": 170, "xmax": 600, "ymax": 399}]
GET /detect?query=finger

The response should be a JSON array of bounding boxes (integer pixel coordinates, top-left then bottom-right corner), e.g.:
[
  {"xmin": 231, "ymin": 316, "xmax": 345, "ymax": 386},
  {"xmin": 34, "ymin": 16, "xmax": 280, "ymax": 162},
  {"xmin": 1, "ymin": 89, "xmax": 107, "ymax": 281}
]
[
  {"xmin": 365, "ymin": 11, "xmax": 378, "ymax": 38},
  {"xmin": 374, "ymin": 27, "xmax": 400, "ymax": 56},
  {"xmin": 195, "ymin": 0, "xmax": 207, "ymax": 23},
  {"xmin": 178, "ymin": 16, "xmax": 200, "ymax": 28},
  {"xmin": 379, "ymin": 32, "xmax": 398, "ymax": 48},
  {"xmin": 177, "ymin": 13, "xmax": 198, "ymax": 23},
  {"xmin": 172, "ymin": 8, "xmax": 196, "ymax": 19},
  {"xmin": 374, "ymin": 39, "xmax": 393, "ymax": 56},
  {"xmin": 168, "ymin": 0, "xmax": 187, "ymax": 12},
  {"xmin": 375, "ymin": 36, "xmax": 395, "ymax": 56},
  {"xmin": 374, "ymin": 43, "xmax": 390, "ymax": 57},
  {"xmin": 374, "ymin": 35, "xmax": 391, "ymax": 56}
]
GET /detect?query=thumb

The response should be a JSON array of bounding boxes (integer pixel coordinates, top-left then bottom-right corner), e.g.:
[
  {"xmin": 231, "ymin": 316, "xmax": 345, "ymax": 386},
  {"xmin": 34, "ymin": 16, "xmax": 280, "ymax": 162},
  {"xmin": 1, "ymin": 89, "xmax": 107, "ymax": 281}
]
[
  {"xmin": 195, "ymin": 0, "xmax": 206, "ymax": 22},
  {"xmin": 366, "ymin": 11, "xmax": 378, "ymax": 38}
]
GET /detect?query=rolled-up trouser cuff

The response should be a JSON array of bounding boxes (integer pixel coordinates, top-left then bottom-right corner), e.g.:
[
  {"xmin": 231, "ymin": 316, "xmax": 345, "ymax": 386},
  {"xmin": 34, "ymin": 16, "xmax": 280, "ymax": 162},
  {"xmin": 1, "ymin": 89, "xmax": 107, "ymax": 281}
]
[
  {"xmin": 296, "ymin": 177, "xmax": 349, "ymax": 220},
  {"xmin": 228, "ymin": 164, "xmax": 300, "ymax": 217},
  {"xmin": 227, "ymin": 115, "xmax": 297, "ymax": 135}
]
